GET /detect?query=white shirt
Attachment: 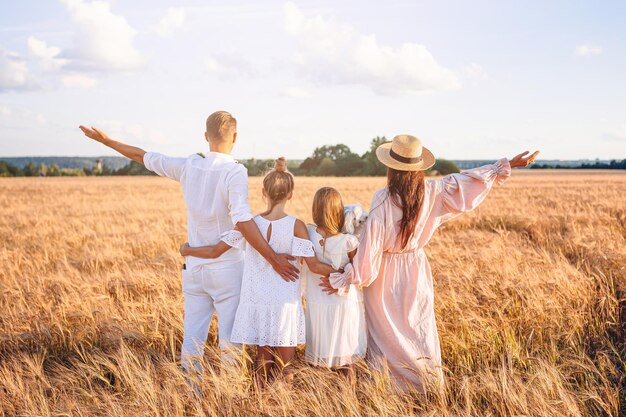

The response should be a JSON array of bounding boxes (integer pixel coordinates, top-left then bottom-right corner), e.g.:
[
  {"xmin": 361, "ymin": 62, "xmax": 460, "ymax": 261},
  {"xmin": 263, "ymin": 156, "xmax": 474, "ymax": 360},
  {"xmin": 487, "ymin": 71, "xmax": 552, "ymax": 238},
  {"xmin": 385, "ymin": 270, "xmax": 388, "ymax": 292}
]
[{"xmin": 144, "ymin": 151, "xmax": 253, "ymax": 270}]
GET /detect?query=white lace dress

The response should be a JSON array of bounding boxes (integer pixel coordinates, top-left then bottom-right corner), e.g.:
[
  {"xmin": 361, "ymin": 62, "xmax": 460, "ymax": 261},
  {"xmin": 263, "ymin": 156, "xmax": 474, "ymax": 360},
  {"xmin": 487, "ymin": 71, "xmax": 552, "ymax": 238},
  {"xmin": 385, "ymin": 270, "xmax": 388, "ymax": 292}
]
[
  {"xmin": 303, "ymin": 224, "xmax": 367, "ymax": 367},
  {"xmin": 225, "ymin": 215, "xmax": 314, "ymax": 347}
]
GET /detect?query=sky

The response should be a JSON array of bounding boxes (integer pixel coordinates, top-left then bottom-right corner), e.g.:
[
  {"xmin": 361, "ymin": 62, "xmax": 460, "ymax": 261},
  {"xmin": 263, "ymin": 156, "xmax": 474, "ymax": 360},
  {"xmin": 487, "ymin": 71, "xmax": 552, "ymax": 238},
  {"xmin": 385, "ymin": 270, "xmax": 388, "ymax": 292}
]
[{"xmin": 0, "ymin": 0, "xmax": 625, "ymax": 161}]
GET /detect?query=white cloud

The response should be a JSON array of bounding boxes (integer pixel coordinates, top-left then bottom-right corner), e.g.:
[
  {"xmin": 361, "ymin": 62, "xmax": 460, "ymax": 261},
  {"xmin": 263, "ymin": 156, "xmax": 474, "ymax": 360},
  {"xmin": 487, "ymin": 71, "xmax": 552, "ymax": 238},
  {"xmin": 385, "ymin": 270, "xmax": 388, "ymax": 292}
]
[
  {"xmin": 205, "ymin": 51, "xmax": 257, "ymax": 78},
  {"xmin": 35, "ymin": 113, "xmax": 47, "ymax": 124},
  {"xmin": 575, "ymin": 44, "xmax": 602, "ymax": 57},
  {"xmin": 0, "ymin": 104, "xmax": 12, "ymax": 116},
  {"xmin": 97, "ymin": 120, "xmax": 171, "ymax": 145},
  {"xmin": 60, "ymin": 0, "xmax": 145, "ymax": 72},
  {"xmin": 62, "ymin": 73, "xmax": 98, "ymax": 88},
  {"xmin": 0, "ymin": 48, "xmax": 33, "ymax": 91},
  {"xmin": 1, "ymin": 36, "xmax": 98, "ymax": 92},
  {"xmin": 283, "ymin": 2, "xmax": 460, "ymax": 95},
  {"xmin": 282, "ymin": 86, "xmax": 311, "ymax": 98},
  {"xmin": 462, "ymin": 63, "xmax": 488, "ymax": 80},
  {"xmin": 601, "ymin": 125, "xmax": 626, "ymax": 142},
  {"xmin": 155, "ymin": 8, "xmax": 186, "ymax": 37},
  {"xmin": 27, "ymin": 36, "xmax": 67, "ymax": 70}
]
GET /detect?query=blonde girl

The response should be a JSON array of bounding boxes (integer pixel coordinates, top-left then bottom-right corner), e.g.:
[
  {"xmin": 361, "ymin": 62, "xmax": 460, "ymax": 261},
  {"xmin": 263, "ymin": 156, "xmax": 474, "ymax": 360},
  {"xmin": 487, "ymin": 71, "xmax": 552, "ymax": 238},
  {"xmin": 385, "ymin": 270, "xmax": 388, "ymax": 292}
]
[{"xmin": 303, "ymin": 187, "xmax": 367, "ymax": 374}]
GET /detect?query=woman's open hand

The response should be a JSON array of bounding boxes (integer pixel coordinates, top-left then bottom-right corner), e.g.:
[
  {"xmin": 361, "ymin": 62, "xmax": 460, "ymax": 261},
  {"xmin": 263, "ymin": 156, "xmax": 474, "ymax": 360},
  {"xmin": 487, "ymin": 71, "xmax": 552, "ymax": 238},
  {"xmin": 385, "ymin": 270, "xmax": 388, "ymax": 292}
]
[
  {"xmin": 319, "ymin": 276, "xmax": 338, "ymax": 295},
  {"xmin": 179, "ymin": 242, "xmax": 190, "ymax": 257},
  {"xmin": 510, "ymin": 151, "xmax": 540, "ymax": 168}
]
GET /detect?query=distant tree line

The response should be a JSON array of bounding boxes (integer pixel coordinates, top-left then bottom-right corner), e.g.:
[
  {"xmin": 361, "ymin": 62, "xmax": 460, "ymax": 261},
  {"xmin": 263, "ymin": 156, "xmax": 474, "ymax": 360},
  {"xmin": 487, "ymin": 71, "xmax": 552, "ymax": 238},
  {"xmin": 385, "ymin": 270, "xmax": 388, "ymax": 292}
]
[
  {"xmin": 0, "ymin": 160, "xmax": 154, "ymax": 177},
  {"xmin": 530, "ymin": 159, "xmax": 626, "ymax": 169},
  {"xmin": 245, "ymin": 137, "xmax": 460, "ymax": 176}
]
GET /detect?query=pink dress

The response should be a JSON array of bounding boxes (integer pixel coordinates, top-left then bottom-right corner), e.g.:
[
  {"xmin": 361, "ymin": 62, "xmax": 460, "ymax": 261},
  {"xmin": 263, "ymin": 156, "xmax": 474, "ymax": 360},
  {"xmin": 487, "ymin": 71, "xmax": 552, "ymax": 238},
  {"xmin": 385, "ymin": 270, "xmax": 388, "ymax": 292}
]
[{"xmin": 330, "ymin": 159, "xmax": 512, "ymax": 391}]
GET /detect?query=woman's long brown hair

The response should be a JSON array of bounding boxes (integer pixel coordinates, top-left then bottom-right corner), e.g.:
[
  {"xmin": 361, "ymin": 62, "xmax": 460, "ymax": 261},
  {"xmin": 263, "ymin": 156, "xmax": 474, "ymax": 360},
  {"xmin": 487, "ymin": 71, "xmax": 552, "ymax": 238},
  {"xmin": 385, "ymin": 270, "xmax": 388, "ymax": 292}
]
[{"xmin": 387, "ymin": 168, "xmax": 425, "ymax": 249}]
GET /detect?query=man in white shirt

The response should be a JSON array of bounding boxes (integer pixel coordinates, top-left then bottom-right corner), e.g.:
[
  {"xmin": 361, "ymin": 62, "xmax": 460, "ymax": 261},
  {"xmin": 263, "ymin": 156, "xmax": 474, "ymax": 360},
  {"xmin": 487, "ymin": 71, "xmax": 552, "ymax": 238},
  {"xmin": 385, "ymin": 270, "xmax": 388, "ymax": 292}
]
[{"xmin": 79, "ymin": 111, "xmax": 298, "ymax": 380}]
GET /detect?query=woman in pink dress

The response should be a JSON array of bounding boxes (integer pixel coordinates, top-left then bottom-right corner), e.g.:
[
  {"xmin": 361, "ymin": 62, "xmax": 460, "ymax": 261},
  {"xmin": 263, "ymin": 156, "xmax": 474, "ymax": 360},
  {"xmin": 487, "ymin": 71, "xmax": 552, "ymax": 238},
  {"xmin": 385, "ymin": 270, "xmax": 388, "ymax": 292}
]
[{"xmin": 322, "ymin": 135, "xmax": 538, "ymax": 392}]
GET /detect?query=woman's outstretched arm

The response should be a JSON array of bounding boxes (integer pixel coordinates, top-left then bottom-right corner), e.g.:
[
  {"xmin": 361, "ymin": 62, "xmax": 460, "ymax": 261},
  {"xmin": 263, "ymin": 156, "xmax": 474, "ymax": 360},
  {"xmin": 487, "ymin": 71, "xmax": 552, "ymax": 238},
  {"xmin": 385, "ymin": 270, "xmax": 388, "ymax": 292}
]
[{"xmin": 435, "ymin": 150, "xmax": 539, "ymax": 224}]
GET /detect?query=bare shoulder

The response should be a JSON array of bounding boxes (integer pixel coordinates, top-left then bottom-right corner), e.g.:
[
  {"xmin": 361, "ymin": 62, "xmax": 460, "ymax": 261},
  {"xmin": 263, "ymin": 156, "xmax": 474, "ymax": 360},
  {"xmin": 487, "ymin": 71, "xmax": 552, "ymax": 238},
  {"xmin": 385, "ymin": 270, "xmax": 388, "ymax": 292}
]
[{"xmin": 293, "ymin": 218, "xmax": 309, "ymax": 238}]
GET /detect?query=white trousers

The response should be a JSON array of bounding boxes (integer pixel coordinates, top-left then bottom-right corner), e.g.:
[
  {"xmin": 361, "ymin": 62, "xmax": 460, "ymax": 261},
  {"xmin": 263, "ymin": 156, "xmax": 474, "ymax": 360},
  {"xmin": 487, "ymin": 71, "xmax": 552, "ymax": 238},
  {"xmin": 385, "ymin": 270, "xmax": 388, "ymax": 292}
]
[{"xmin": 180, "ymin": 261, "xmax": 243, "ymax": 374}]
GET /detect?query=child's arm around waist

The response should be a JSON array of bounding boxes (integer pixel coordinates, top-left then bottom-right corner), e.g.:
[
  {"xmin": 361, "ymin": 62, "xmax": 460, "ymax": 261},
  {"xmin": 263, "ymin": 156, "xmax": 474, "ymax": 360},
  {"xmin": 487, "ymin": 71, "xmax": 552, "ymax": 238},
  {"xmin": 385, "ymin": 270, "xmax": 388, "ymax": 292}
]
[
  {"xmin": 178, "ymin": 228, "xmax": 243, "ymax": 259},
  {"xmin": 294, "ymin": 219, "xmax": 338, "ymax": 276},
  {"xmin": 179, "ymin": 241, "xmax": 232, "ymax": 259}
]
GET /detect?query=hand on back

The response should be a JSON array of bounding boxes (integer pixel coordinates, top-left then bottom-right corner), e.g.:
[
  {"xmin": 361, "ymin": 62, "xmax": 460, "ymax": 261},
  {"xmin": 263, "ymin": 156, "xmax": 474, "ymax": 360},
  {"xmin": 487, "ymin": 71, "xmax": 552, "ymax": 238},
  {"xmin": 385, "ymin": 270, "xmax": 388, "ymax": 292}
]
[
  {"xmin": 319, "ymin": 275, "xmax": 338, "ymax": 295},
  {"xmin": 272, "ymin": 253, "xmax": 299, "ymax": 282}
]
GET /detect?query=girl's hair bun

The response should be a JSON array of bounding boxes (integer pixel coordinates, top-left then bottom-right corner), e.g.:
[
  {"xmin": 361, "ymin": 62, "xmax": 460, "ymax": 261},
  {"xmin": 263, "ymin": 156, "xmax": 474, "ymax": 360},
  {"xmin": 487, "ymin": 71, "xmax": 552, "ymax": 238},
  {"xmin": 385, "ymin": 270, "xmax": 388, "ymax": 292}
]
[{"xmin": 274, "ymin": 157, "xmax": 287, "ymax": 172}]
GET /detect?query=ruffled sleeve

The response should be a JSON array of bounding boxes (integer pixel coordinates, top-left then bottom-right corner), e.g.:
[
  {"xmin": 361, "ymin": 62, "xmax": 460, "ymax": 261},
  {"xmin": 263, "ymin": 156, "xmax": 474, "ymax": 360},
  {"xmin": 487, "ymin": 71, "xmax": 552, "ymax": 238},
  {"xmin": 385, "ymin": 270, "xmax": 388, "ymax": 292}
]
[
  {"xmin": 436, "ymin": 158, "xmax": 511, "ymax": 224},
  {"xmin": 220, "ymin": 230, "xmax": 245, "ymax": 249},
  {"xmin": 291, "ymin": 236, "xmax": 315, "ymax": 257},
  {"xmin": 330, "ymin": 212, "xmax": 385, "ymax": 290},
  {"xmin": 329, "ymin": 263, "xmax": 354, "ymax": 291},
  {"xmin": 345, "ymin": 234, "xmax": 359, "ymax": 253}
]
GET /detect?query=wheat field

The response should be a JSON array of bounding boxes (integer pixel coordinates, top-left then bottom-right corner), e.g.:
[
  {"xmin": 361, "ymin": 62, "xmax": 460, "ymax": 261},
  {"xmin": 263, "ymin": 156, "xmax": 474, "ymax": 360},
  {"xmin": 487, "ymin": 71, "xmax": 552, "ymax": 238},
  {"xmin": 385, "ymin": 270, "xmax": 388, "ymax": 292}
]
[{"xmin": 0, "ymin": 171, "xmax": 624, "ymax": 417}]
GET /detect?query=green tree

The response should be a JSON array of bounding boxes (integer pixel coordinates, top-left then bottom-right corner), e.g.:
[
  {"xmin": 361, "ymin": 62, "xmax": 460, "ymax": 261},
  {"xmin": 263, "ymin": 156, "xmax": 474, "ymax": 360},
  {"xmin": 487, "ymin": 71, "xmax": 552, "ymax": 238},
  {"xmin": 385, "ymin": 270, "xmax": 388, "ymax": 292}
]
[
  {"xmin": 311, "ymin": 144, "xmax": 355, "ymax": 161},
  {"xmin": 38, "ymin": 163, "xmax": 48, "ymax": 176},
  {"xmin": 334, "ymin": 153, "xmax": 365, "ymax": 176},
  {"xmin": 60, "ymin": 168, "xmax": 85, "ymax": 176},
  {"xmin": 316, "ymin": 157, "xmax": 336, "ymax": 176},
  {"xmin": 23, "ymin": 162, "xmax": 37, "ymax": 176},
  {"xmin": 0, "ymin": 161, "xmax": 23, "ymax": 177},
  {"xmin": 47, "ymin": 164, "xmax": 60, "ymax": 177},
  {"xmin": 243, "ymin": 158, "xmax": 274, "ymax": 176},
  {"xmin": 113, "ymin": 161, "xmax": 155, "ymax": 176},
  {"xmin": 299, "ymin": 144, "xmax": 364, "ymax": 176},
  {"xmin": 298, "ymin": 156, "xmax": 320, "ymax": 174},
  {"xmin": 102, "ymin": 164, "xmax": 113, "ymax": 175},
  {"xmin": 427, "ymin": 159, "xmax": 460, "ymax": 176},
  {"xmin": 360, "ymin": 136, "xmax": 388, "ymax": 176}
]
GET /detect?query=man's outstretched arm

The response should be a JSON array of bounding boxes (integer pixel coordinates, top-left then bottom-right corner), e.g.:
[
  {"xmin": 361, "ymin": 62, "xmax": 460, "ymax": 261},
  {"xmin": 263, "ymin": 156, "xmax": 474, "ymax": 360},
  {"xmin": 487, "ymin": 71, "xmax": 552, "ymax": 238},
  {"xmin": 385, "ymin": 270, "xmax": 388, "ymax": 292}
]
[{"xmin": 79, "ymin": 126, "xmax": 146, "ymax": 164}]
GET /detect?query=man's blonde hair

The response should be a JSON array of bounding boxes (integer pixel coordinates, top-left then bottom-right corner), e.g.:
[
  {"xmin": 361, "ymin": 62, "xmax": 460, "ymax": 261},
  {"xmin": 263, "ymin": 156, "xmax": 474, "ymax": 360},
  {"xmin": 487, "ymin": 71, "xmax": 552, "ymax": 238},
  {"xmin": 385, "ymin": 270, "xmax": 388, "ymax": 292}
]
[{"xmin": 206, "ymin": 111, "xmax": 237, "ymax": 142}]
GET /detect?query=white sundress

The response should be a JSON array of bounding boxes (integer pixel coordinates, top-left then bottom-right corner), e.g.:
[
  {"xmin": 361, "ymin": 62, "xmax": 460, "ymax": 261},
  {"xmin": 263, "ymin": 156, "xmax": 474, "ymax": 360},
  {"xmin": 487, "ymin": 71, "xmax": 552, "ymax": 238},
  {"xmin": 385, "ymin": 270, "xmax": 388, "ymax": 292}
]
[
  {"xmin": 226, "ymin": 215, "xmax": 315, "ymax": 347},
  {"xmin": 303, "ymin": 224, "xmax": 367, "ymax": 367}
]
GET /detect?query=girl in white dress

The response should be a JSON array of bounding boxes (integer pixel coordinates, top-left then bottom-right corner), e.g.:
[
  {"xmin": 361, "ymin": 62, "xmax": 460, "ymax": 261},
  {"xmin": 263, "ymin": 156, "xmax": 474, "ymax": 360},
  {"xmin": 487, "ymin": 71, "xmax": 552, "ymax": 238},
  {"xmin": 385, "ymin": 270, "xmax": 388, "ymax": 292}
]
[
  {"xmin": 303, "ymin": 187, "xmax": 367, "ymax": 373},
  {"xmin": 181, "ymin": 158, "xmax": 337, "ymax": 386}
]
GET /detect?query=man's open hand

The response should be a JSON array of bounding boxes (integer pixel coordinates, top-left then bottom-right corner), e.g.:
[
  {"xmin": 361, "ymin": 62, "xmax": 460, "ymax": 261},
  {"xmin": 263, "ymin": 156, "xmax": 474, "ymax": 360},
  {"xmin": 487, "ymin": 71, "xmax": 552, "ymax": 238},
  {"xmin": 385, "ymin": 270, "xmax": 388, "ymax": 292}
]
[{"xmin": 79, "ymin": 126, "xmax": 109, "ymax": 143}]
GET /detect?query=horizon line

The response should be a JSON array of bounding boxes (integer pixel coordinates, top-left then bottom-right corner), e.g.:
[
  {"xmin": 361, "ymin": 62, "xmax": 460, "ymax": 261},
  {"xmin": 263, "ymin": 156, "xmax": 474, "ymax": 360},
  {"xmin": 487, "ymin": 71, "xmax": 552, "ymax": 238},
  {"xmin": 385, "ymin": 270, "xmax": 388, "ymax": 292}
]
[{"xmin": 0, "ymin": 155, "xmax": 622, "ymax": 162}]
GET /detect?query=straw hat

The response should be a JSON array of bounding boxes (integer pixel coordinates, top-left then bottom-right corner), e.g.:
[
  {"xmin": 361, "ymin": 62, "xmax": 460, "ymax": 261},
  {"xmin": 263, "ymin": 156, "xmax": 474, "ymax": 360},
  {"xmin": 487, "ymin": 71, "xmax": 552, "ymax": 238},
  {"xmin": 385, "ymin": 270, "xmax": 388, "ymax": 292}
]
[{"xmin": 375, "ymin": 134, "xmax": 436, "ymax": 171}]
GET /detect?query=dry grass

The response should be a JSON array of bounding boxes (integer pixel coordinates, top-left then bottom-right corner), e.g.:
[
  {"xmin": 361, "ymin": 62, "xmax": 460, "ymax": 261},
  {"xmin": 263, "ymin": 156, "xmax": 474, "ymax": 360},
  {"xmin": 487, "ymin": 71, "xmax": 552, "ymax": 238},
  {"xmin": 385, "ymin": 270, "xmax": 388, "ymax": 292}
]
[{"xmin": 0, "ymin": 171, "xmax": 624, "ymax": 416}]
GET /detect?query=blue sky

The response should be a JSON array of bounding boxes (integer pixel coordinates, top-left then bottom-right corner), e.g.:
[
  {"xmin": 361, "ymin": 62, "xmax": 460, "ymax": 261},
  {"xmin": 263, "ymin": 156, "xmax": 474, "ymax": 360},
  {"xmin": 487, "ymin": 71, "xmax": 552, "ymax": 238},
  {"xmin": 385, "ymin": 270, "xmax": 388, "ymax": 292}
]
[{"xmin": 1, "ymin": 0, "xmax": 625, "ymax": 160}]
